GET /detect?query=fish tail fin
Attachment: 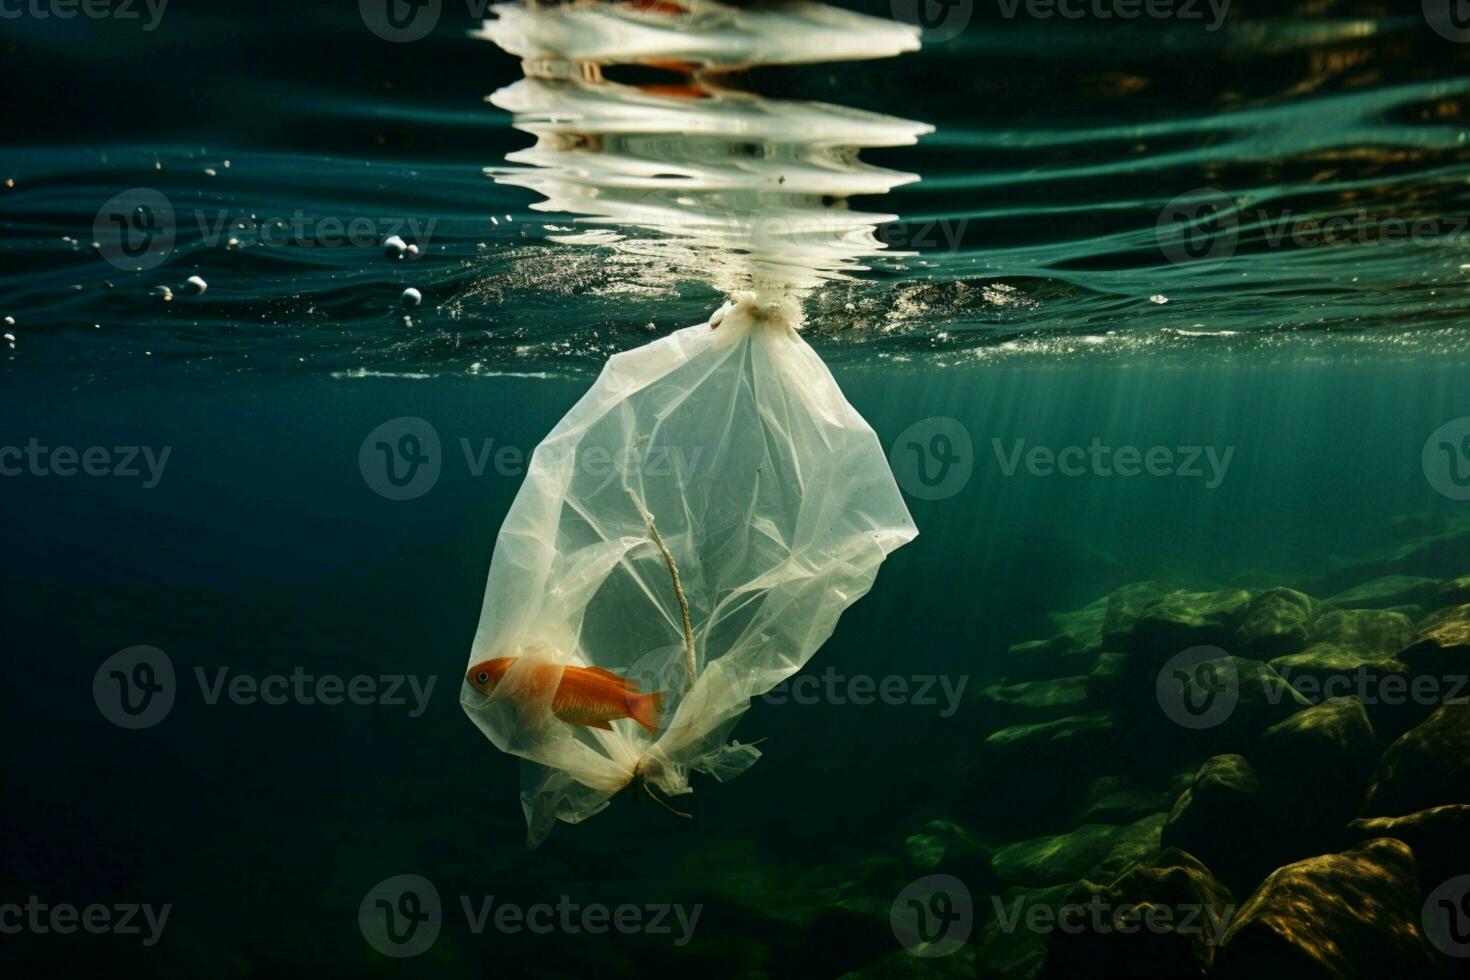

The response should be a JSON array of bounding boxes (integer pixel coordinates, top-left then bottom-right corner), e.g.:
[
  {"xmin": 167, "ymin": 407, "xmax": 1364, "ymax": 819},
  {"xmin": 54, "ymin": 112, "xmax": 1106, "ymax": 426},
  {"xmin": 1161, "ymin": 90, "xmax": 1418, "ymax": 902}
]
[{"xmin": 629, "ymin": 691, "xmax": 664, "ymax": 734}]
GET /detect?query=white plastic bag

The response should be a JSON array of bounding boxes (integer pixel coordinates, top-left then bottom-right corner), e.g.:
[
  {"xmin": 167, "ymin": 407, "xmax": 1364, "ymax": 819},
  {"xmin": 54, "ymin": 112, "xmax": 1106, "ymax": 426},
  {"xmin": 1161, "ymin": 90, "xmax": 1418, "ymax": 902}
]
[{"xmin": 461, "ymin": 292, "xmax": 916, "ymax": 846}]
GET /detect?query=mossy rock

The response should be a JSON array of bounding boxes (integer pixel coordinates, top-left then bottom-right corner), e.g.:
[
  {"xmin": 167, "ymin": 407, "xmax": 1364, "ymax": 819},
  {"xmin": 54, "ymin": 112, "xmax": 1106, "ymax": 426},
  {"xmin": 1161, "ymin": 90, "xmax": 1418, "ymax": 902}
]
[
  {"xmin": 1239, "ymin": 587, "xmax": 1316, "ymax": 658},
  {"xmin": 1126, "ymin": 588, "xmax": 1254, "ymax": 660},
  {"xmin": 1363, "ymin": 701, "xmax": 1470, "ymax": 816},
  {"xmin": 1002, "ymin": 635, "xmax": 1090, "ymax": 682},
  {"xmin": 1037, "ymin": 849, "xmax": 1236, "ymax": 979},
  {"xmin": 969, "ymin": 712, "xmax": 1121, "ymax": 835},
  {"xmin": 1212, "ymin": 838, "xmax": 1442, "ymax": 980},
  {"xmin": 1257, "ymin": 697, "xmax": 1381, "ymax": 830},
  {"xmin": 993, "ymin": 814, "xmax": 1163, "ymax": 889},
  {"xmin": 1153, "ymin": 655, "xmax": 1310, "ymax": 756},
  {"xmin": 1160, "ymin": 754, "xmax": 1279, "ymax": 899},
  {"xmin": 1047, "ymin": 595, "xmax": 1109, "ymax": 650},
  {"xmin": 976, "ymin": 884, "xmax": 1076, "ymax": 980},
  {"xmin": 1437, "ymin": 574, "xmax": 1470, "ymax": 607},
  {"xmin": 1326, "ymin": 575, "xmax": 1441, "ymax": 611},
  {"xmin": 1348, "ymin": 805, "xmax": 1470, "ymax": 890},
  {"xmin": 1100, "ymin": 581, "xmax": 1174, "ymax": 649},
  {"xmin": 1084, "ymin": 651, "xmax": 1132, "ymax": 704},
  {"xmin": 976, "ymin": 676, "xmax": 1091, "ymax": 730},
  {"xmin": 902, "ymin": 818, "xmax": 998, "ymax": 895},
  {"xmin": 1309, "ymin": 607, "xmax": 1415, "ymax": 653},
  {"xmin": 1073, "ymin": 773, "xmax": 1189, "ymax": 827},
  {"xmin": 1400, "ymin": 602, "xmax": 1470, "ymax": 672}
]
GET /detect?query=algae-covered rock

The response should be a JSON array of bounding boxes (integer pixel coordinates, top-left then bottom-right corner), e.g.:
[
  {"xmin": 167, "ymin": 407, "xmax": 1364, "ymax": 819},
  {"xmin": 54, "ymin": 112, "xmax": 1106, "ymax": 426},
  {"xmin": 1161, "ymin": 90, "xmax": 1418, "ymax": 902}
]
[
  {"xmin": 994, "ymin": 824, "xmax": 1125, "ymax": 888},
  {"xmin": 1323, "ymin": 525, "xmax": 1470, "ymax": 593},
  {"xmin": 981, "ymin": 714, "xmax": 1117, "ymax": 775},
  {"xmin": 976, "ymin": 883, "xmax": 1076, "ymax": 980},
  {"xmin": 1002, "ymin": 635, "xmax": 1092, "ymax": 682},
  {"xmin": 1326, "ymin": 575, "xmax": 1441, "ymax": 611},
  {"xmin": 1152, "ymin": 654, "xmax": 1309, "ymax": 755},
  {"xmin": 1160, "ymin": 754, "xmax": 1276, "ymax": 898},
  {"xmin": 970, "ymin": 712, "xmax": 1120, "ymax": 834},
  {"xmin": 1347, "ymin": 805, "xmax": 1470, "ymax": 889},
  {"xmin": 1037, "ymin": 849, "xmax": 1236, "ymax": 980},
  {"xmin": 1400, "ymin": 602, "xmax": 1470, "ymax": 672},
  {"xmin": 1363, "ymin": 701, "xmax": 1470, "ymax": 816},
  {"xmin": 1085, "ymin": 651, "xmax": 1132, "ymax": 704},
  {"xmin": 1437, "ymin": 574, "xmax": 1470, "ymax": 607},
  {"xmin": 902, "ymin": 818, "xmax": 998, "ymax": 895},
  {"xmin": 1308, "ymin": 607, "xmax": 1415, "ymax": 654},
  {"xmin": 1127, "ymin": 588, "xmax": 1254, "ymax": 660},
  {"xmin": 993, "ymin": 814, "xmax": 1163, "ymax": 889},
  {"xmin": 1048, "ymin": 595, "xmax": 1108, "ymax": 650},
  {"xmin": 1211, "ymin": 838, "xmax": 1441, "ymax": 980},
  {"xmin": 1092, "ymin": 812, "xmax": 1166, "ymax": 882},
  {"xmin": 1256, "ymin": 697, "xmax": 1381, "ymax": 829},
  {"xmin": 1101, "ymin": 581, "xmax": 1173, "ymax": 649},
  {"xmin": 1268, "ymin": 610, "xmax": 1415, "ymax": 733},
  {"xmin": 975, "ymin": 676, "xmax": 1091, "ymax": 729},
  {"xmin": 1073, "ymin": 773, "xmax": 1189, "ymax": 826},
  {"xmin": 1239, "ymin": 587, "xmax": 1315, "ymax": 657}
]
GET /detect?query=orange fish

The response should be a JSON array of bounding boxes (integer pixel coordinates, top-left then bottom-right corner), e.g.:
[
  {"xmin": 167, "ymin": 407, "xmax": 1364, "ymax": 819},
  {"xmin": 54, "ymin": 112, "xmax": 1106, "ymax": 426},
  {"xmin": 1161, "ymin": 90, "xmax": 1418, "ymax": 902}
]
[{"xmin": 466, "ymin": 656, "xmax": 664, "ymax": 734}]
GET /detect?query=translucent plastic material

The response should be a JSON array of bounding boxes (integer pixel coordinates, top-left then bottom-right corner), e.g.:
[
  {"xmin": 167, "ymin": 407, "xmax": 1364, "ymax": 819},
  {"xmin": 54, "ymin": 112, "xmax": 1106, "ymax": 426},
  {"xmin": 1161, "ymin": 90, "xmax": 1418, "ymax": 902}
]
[{"xmin": 461, "ymin": 293, "xmax": 916, "ymax": 846}]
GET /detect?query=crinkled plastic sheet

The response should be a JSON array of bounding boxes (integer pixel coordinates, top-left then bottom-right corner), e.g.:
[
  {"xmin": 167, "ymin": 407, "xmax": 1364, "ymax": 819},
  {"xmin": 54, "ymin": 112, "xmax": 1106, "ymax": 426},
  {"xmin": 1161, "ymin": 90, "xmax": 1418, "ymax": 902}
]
[{"xmin": 462, "ymin": 292, "xmax": 916, "ymax": 845}]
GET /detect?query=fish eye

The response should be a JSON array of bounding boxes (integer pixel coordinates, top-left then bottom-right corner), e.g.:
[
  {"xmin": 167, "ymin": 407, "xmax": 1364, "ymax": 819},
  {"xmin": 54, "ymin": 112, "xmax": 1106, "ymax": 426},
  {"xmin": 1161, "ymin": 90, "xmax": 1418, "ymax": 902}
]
[{"xmin": 476, "ymin": 671, "xmax": 490, "ymax": 684}]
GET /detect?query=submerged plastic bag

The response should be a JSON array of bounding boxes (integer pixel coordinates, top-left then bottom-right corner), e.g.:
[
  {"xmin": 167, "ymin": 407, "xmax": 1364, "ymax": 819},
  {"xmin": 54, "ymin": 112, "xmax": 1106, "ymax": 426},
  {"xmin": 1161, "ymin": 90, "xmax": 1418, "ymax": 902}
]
[{"xmin": 462, "ymin": 293, "xmax": 916, "ymax": 845}]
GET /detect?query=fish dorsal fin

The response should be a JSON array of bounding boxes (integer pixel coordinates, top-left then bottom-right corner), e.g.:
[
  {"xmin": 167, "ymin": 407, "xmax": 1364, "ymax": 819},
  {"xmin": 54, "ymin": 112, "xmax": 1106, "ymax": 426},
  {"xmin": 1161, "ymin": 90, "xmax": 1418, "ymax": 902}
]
[{"xmin": 582, "ymin": 665, "xmax": 641, "ymax": 691}]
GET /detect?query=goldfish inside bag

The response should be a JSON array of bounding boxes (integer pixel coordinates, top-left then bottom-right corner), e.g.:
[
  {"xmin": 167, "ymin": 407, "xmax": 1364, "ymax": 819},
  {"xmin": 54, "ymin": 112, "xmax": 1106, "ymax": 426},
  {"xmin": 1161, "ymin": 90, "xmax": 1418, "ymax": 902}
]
[{"xmin": 461, "ymin": 291, "xmax": 916, "ymax": 846}]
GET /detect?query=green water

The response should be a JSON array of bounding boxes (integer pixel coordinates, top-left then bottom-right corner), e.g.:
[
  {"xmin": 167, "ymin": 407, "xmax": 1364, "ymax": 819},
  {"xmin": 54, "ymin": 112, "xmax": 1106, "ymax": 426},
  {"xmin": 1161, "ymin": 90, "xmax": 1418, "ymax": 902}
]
[{"xmin": 3, "ymin": 1, "xmax": 1470, "ymax": 976}]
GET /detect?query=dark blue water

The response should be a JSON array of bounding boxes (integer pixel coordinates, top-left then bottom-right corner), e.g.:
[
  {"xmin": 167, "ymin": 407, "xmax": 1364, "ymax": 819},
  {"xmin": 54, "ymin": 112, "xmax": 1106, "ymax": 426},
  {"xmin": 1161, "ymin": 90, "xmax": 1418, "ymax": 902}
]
[{"xmin": 4, "ymin": 1, "xmax": 1470, "ymax": 976}]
